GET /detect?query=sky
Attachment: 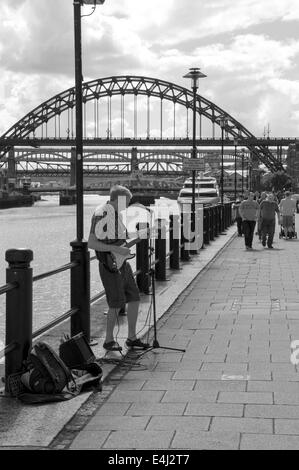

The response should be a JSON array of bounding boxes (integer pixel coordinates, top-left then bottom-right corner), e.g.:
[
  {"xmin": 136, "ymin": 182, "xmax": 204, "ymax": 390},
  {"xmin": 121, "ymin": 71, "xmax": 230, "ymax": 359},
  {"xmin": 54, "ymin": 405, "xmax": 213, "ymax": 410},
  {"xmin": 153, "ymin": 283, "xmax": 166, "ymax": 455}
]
[{"xmin": 0, "ymin": 0, "xmax": 299, "ymax": 138}]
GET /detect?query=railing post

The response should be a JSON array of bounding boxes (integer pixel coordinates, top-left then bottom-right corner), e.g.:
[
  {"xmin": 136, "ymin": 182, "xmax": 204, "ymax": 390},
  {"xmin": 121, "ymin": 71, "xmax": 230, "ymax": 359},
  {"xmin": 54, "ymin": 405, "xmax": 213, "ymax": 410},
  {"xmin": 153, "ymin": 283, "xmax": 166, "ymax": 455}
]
[
  {"xmin": 70, "ymin": 241, "xmax": 90, "ymax": 342},
  {"xmin": 136, "ymin": 225, "xmax": 150, "ymax": 294},
  {"xmin": 225, "ymin": 203, "xmax": 229, "ymax": 228},
  {"xmin": 214, "ymin": 206, "xmax": 219, "ymax": 237},
  {"xmin": 169, "ymin": 214, "xmax": 180, "ymax": 270},
  {"xmin": 5, "ymin": 249, "xmax": 33, "ymax": 388},
  {"xmin": 210, "ymin": 206, "xmax": 215, "ymax": 241},
  {"xmin": 229, "ymin": 202, "xmax": 233, "ymax": 225},
  {"xmin": 155, "ymin": 218, "xmax": 167, "ymax": 281},
  {"xmin": 180, "ymin": 211, "xmax": 190, "ymax": 261},
  {"xmin": 221, "ymin": 204, "xmax": 225, "ymax": 232},
  {"xmin": 190, "ymin": 207, "xmax": 199, "ymax": 255},
  {"xmin": 203, "ymin": 207, "xmax": 209, "ymax": 245}
]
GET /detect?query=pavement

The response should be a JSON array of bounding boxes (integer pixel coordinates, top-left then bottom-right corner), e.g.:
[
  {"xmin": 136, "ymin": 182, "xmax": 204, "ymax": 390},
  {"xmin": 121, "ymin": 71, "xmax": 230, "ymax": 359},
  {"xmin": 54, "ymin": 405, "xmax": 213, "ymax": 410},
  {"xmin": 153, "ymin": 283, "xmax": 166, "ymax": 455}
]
[
  {"xmin": 2, "ymin": 217, "xmax": 299, "ymax": 450},
  {"xmin": 52, "ymin": 215, "xmax": 299, "ymax": 451},
  {"xmin": 0, "ymin": 221, "xmax": 237, "ymax": 449}
]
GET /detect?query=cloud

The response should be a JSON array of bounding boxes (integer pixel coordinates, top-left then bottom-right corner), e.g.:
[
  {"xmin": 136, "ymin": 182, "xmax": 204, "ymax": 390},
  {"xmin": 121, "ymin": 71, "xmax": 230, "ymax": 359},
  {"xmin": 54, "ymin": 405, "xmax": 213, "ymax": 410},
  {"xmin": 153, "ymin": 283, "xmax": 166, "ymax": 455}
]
[{"xmin": 0, "ymin": 0, "xmax": 299, "ymax": 139}]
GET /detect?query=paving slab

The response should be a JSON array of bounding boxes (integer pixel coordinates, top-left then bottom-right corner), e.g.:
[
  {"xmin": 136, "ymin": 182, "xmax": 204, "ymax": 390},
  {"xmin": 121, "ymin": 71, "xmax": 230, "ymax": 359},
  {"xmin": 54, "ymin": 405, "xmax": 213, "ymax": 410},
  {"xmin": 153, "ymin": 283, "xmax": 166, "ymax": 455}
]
[
  {"xmin": 3, "ymin": 215, "xmax": 299, "ymax": 450},
  {"xmin": 0, "ymin": 224, "xmax": 236, "ymax": 448}
]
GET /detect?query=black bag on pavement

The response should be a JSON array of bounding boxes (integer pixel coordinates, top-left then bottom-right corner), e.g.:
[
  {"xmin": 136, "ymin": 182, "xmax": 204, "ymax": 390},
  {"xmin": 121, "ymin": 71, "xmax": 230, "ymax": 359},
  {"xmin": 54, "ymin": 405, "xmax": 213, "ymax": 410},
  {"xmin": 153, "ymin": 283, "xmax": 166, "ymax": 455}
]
[{"xmin": 59, "ymin": 332, "xmax": 96, "ymax": 369}]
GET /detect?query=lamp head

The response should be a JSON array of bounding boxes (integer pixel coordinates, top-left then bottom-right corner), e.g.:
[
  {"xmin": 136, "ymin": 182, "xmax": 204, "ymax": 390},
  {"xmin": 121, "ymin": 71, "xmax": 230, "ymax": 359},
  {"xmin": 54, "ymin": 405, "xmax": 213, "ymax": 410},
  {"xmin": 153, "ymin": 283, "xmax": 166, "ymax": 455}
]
[
  {"xmin": 81, "ymin": 0, "xmax": 105, "ymax": 5},
  {"xmin": 183, "ymin": 67, "xmax": 207, "ymax": 87}
]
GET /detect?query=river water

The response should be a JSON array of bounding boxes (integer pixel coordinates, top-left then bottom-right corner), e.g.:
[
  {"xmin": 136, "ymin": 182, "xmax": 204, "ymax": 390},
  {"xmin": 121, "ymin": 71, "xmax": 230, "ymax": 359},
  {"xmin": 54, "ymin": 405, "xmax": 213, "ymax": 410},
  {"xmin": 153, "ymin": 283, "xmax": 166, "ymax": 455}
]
[{"xmin": 0, "ymin": 194, "xmax": 179, "ymax": 346}]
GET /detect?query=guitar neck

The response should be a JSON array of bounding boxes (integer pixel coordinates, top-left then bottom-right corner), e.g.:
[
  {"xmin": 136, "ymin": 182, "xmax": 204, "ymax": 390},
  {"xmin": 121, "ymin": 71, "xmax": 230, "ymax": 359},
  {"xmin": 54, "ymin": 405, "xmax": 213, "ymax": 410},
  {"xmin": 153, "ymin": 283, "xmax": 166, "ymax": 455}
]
[
  {"xmin": 125, "ymin": 230, "xmax": 149, "ymax": 248},
  {"xmin": 125, "ymin": 238, "xmax": 140, "ymax": 248}
]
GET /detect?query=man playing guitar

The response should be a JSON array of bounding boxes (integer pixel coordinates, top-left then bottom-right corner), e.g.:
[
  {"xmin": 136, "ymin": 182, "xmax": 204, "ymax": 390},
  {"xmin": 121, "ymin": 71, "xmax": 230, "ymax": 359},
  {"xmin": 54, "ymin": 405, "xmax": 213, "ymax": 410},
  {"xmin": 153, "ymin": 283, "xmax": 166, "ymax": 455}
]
[{"xmin": 88, "ymin": 185, "xmax": 150, "ymax": 352}]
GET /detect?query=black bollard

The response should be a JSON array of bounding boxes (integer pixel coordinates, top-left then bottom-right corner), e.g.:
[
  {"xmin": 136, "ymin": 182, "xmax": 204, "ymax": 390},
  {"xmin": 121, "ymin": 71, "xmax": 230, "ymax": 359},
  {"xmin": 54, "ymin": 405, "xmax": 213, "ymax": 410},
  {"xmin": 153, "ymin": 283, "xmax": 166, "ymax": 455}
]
[
  {"xmin": 210, "ymin": 206, "xmax": 215, "ymax": 241},
  {"xmin": 169, "ymin": 214, "xmax": 180, "ymax": 270},
  {"xmin": 136, "ymin": 224, "xmax": 150, "ymax": 294},
  {"xmin": 155, "ymin": 218, "xmax": 167, "ymax": 281},
  {"xmin": 5, "ymin": 249, "xmax": 33, "ymax": 387},
  {"xmin": 180, "ymin": 211, "xmax": 190, "ymax": 261},
  {"xmin": 70, "ymin": 240, "xmax": 90, "ymax": 342}
]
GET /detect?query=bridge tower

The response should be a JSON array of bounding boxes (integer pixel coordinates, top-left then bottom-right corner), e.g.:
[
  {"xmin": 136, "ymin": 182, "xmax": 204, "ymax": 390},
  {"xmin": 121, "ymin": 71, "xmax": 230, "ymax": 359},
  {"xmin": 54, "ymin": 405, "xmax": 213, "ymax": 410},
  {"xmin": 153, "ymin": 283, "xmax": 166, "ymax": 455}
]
[
  {"xmin": 131, "ymin": 147, "xmax": 138, "ymax": 172},
  {"xmin": 7, "ymin": 148, "xmax": 16, "ymax": 179}
]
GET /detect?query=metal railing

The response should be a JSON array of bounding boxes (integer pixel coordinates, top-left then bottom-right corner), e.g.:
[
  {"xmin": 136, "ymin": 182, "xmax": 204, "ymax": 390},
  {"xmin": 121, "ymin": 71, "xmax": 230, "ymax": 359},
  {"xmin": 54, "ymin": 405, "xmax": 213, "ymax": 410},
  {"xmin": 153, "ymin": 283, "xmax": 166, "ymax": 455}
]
[{"xmin": 0, "ymin": 202, "xmax": 232, "ymax": 391}]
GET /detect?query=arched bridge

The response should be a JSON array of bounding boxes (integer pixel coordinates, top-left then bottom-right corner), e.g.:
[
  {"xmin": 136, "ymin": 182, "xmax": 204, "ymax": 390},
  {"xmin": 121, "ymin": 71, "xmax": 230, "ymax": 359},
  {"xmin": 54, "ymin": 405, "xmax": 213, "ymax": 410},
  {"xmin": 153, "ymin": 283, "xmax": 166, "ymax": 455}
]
[{"xmin": 0, "ymin": 75, "xmax": 285, "ymax": 172}]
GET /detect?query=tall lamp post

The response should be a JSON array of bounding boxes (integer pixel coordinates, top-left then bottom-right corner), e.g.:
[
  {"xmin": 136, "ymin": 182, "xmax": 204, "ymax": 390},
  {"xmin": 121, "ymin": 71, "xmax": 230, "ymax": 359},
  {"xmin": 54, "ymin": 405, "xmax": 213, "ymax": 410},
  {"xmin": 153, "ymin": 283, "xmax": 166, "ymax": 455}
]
[
  {"xmin": 183, "ymin": 67, "xmax": 206, "ymax": 244},
  {"xmin": 72, "ymin": 0, "xmax": 105, "ymax": 343},
  {"xmin": 249, "ymin": 161, "xmax": 252, "ymax": 191},
  {"xmin": 216, "ymin": 115, "xmax": 229, "ymax": 205},
  {"xmin": 73, "ymin": 0, "xmax": 105, "ymax": 242},
  {"xmin": 246, "ymin": 158, "xmax": 249, "ymax": 190},
  {"xmin": 234, "ymin": 138, "xmax": 238, "ymax": 200},
  {"xmin": 241, "ymin": 148, "xmax": 245, "ymax": 196}
]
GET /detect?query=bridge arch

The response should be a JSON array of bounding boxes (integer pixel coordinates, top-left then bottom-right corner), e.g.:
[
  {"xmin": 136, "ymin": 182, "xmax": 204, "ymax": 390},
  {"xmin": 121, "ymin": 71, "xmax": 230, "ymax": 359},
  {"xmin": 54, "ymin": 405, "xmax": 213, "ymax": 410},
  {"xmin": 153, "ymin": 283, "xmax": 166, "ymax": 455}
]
[{"xmin": 0, "ymin": 75, "xmax": 282, "ymax": 171}]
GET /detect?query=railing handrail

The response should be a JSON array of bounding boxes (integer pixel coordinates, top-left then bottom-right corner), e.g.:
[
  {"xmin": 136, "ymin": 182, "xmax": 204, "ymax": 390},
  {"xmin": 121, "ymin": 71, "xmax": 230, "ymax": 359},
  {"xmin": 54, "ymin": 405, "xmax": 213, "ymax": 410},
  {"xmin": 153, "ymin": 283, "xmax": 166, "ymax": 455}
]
[
  {"xmin": 1, "ymin": 203, "xmax": 233, "ymax": 372},
  {"xmin": 0, "ymin": 282, "xmax": 18, "ymax": 296},
  {"xmin": 32, "ymin": 260, "xmax": 79, "ymax": 282}
]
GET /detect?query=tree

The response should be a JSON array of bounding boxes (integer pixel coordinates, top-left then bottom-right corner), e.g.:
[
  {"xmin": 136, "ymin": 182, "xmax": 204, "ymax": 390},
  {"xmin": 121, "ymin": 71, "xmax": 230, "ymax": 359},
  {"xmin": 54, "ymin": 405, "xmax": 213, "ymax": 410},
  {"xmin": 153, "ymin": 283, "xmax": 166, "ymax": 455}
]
[{"xmin": 261, "ymin": 171, "xmax": 293, "ymax": 192}]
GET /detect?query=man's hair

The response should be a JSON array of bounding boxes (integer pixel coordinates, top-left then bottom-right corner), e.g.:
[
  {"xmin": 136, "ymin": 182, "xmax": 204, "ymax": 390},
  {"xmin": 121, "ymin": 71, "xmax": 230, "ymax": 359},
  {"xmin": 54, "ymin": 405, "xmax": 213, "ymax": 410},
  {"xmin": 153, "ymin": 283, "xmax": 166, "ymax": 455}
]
[
  {"xmin": 110, "ymin": 185, "xmax": 132, "ymax": 201},
  {"xmin": 285, "ymin": 191, "xmax": 290, "ymax": 197}
]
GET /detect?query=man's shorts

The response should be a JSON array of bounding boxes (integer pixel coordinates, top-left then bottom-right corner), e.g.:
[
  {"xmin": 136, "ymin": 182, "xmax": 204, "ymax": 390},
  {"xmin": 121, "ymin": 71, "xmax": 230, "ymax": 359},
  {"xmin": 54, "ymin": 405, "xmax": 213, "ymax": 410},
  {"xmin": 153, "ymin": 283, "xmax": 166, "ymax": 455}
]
[
  {"xmin": 282, "ymin": 215, "xmax": 293, "ymax": 228},
  {"xmin": 99, "ymin": 261, "xmax": 140, "ymax": 309}
]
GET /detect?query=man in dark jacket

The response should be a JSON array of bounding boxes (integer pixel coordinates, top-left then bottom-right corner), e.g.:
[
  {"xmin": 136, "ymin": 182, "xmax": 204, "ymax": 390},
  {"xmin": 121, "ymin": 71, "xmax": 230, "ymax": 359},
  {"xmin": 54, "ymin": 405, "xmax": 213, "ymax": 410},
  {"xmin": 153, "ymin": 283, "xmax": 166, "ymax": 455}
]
[
  {"xmin": 232, "ymin": 197, "xmax": 243, "ymax": 236},
  {"xmin": 259, "ymin": 193, "xmax": 280, "ymax": 248},
  {"xmin": 239, "ymin": 192, "xmax": 259, "ymax": 250}
]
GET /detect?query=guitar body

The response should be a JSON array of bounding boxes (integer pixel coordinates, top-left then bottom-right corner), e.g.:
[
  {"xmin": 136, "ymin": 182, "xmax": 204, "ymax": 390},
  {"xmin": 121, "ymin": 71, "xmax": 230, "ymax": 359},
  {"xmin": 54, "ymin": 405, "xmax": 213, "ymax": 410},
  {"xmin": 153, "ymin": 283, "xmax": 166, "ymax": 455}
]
[
  {"xmin": 102, "ymin": 229, "xmax": 149, "ymax": 273},
  {"xmin": 105, "ymin": 250, "xmax": 135, "ymax": 273}
]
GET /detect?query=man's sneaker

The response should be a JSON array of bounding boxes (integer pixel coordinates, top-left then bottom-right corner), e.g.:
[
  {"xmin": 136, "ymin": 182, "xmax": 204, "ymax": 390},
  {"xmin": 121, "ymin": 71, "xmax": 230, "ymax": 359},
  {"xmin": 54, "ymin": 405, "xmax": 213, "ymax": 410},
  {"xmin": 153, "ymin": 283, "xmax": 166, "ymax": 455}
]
[
  {"xmin": 103, "ymin": 340, "xmax": 122, "ymax": 352},
  {"xmin": 262, "ymin": 240, "xmax": 266, "ymax": 247},
  {"xmin": 268, "ymin": 245, "xmax": 273, "ymax": 249},
  {"xmin": 125, "ymin": 338, "xmax": 150, "ymax": 350}
]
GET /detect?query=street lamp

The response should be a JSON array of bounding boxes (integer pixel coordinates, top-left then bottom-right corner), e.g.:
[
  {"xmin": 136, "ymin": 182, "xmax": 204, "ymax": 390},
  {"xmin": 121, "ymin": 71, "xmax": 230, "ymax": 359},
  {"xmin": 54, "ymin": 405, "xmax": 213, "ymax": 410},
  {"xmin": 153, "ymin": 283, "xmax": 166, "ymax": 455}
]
[
  {"xmin": 234, "ymin": 138, "xmax": 238, "ymax": 201},
  {"xmin": 183, "ymin": 67, "xmax": 206, "ymax": 245},
  {"xmin": 248, "ymin": 161, "xmax": 252, "ymax": 191},
  {"xmin": 71, "ymin": 0, "xmax": 105, "ymax": 343},
  {"xmin": 216, "ymin": 115, "xmax": 229, "ymax": 205},
  {"xmin": 241, "ymin": 148, "xmax": 245, "ymax": 196},
  {"xmin": 73, "ymin": 0, "xmax": 105, "ymax": 242}
]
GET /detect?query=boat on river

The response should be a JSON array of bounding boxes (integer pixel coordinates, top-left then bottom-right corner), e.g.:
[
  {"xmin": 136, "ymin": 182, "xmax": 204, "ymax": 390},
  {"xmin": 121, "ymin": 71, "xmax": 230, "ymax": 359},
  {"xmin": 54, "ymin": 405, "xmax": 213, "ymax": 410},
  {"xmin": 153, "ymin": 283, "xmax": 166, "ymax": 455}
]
[
  {"xmin": 177, "ymin": 175, "xmax": 220, "ymax": 206},
  {"xmin": 0, "ymin": 190, "xmax": 34, "ymax": 209}
]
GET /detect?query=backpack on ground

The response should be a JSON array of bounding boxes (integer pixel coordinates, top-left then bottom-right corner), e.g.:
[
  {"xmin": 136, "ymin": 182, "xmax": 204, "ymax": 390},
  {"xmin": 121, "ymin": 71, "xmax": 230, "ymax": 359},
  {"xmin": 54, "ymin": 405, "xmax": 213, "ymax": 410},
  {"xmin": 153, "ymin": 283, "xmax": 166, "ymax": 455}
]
[
  {"xmin": 15, "ymin": 340, "xmax": 103, "ymax": 404},
  {"xmin": 21, "ymin": 341, "xmax": 74, "ymax": 394}
]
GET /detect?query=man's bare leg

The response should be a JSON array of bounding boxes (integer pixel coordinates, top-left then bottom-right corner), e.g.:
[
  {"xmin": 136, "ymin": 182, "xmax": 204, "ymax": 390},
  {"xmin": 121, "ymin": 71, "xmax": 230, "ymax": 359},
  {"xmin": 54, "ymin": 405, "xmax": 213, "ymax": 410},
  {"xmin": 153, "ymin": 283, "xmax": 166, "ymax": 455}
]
[
  {"xmin": 105, "ymin": 307, "xmax": 119, "ymax": 343},
  {"xmin": 126, "ymin": 301, "xmax": 139, "ymax": 340}
]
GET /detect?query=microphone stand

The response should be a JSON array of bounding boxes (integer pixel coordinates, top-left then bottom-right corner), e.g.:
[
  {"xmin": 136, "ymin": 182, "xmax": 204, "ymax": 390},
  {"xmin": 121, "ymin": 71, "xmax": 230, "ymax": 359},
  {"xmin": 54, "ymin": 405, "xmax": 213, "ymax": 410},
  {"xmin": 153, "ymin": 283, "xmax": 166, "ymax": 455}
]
[
  {"xmin": 134, "ymin": 208, "xmax": 186, "ymax": 355},
  {"xmin": 149, "ymin": 263, "xmax": 185, "ymax": 353}
]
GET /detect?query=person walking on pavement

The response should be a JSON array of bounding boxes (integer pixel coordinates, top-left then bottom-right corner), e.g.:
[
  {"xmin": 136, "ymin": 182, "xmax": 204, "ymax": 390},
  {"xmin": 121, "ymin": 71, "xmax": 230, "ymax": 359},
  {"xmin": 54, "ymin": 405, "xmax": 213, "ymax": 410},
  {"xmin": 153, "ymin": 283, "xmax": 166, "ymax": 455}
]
[
  {"xmin": 259, "ymin": 193, "xmax": 280, "ymax": 249},
  {"xmin": 279, "ymin": 191, "xmax": 296, "ymax": 238},
  {"xmin": 256, "ymin": 191, "xmax": 267, "ymax": 240},
  {"xmin": 232, "ymin": 197, "xmax": 243, "ymax": 236},
  {"xmin": 239, "ymin": 192, "xmax": 259, "ymax": 250}
]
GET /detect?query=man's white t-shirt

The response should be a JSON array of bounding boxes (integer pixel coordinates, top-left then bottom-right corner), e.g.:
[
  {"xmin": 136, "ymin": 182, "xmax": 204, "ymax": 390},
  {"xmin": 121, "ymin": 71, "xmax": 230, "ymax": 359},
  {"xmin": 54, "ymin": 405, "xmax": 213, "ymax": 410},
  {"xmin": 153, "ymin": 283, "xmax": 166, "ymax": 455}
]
[{"xmin": 279, "ymin": 198, "xmax": 296, "ymax": 216}]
